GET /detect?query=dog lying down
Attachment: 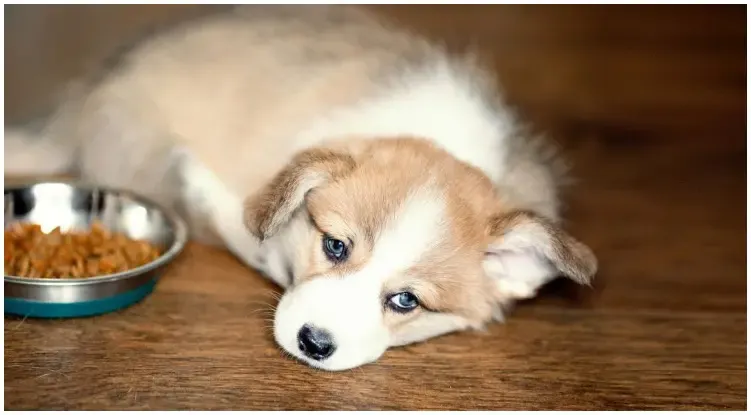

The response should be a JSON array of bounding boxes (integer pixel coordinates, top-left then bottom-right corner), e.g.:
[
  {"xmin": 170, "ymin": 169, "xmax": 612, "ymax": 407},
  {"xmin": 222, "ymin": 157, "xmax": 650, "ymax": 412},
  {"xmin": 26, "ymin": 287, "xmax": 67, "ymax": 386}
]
[{"xmin": 5, "ymin": 5, "xmax": 597, "ymax": 371}]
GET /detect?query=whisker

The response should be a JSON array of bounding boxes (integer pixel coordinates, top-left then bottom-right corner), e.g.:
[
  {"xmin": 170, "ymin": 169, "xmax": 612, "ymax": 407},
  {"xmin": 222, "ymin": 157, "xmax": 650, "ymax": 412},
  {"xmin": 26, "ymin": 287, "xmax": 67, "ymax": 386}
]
[
  {"xmin": 246, "ymin": 300, "xmax": 279, "ymax": 309},
  {"xmin": 13, "ymin": 313, "xmax": 30, "ymax": 330},
  {"xmin": 249, "ymin": 308, "xmax": 276, "ymax": 315},
  {"xmin": 257, "ymin": 289, "xmax": 284, "ymax": 301},
  {"xmin": 278, "ymin": 348, "xmax": 298, "ymax": 364}
]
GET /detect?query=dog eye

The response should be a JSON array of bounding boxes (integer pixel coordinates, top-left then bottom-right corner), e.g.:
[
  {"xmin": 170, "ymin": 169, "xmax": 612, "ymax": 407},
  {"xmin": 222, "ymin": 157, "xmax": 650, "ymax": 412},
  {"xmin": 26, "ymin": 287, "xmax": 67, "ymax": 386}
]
[
  {"xmin": 387, "ymin": 292, "xmax": 420, "ymax": 313},
  {"xmin": 322, "ymin": 235, "xmax": 349, "ymax": 263}
]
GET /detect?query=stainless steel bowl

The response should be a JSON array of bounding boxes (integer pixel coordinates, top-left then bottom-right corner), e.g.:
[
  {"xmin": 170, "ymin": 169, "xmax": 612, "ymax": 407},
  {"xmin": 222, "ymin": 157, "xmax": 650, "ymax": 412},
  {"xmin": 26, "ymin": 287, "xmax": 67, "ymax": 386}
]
[{"xmin": 4, "ymin": 181, "xmax": 188, "ymax": 318}]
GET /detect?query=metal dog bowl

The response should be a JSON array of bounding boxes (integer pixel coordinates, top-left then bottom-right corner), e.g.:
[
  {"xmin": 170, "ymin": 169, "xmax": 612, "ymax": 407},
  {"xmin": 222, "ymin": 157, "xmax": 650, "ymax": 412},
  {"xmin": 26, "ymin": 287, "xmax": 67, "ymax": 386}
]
[{"xmin": 4, "ymin": 181, "xmax": 188, "ymax": 318}]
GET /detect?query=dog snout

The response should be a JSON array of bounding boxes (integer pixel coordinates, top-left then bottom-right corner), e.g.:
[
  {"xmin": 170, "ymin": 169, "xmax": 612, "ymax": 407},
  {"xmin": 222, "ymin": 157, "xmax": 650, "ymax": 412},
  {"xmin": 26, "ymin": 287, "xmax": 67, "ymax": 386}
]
[{"xmin": 297, "ymin": 324, "xmax": 336, "ymax": 361}]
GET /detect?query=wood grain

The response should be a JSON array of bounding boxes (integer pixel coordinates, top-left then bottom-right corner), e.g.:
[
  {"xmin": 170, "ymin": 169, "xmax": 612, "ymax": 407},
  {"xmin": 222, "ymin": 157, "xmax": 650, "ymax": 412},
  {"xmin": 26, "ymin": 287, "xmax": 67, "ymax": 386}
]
[{"xmin": 4, "ymin": 5, "xmax": 746, "ymax": 410}]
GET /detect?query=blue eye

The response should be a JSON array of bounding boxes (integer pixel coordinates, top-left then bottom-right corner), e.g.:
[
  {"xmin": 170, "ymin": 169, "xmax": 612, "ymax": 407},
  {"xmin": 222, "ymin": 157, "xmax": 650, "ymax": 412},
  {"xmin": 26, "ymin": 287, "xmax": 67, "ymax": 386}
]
[
  {"xmin": 322, "ymin": 235, "xmax": 348, "ymax": 262},
  {"xmin": 387, "ymin": 292, "xmax": 420, "ymax": 313}
]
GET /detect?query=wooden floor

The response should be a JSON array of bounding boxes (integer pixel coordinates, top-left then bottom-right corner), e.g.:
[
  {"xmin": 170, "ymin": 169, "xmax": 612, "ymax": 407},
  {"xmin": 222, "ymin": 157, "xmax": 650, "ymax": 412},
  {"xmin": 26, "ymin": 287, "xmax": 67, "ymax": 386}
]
[{"xmin": 4, "ymin": 5, "xmax": 747, "ymax": 410}]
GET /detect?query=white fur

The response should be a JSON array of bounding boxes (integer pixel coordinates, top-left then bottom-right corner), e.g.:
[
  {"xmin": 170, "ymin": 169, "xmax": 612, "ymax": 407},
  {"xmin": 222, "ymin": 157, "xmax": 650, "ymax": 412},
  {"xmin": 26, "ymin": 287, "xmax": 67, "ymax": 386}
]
[
  {"xmin": 274, "ymin": 187, "xmax": 448, "ymax": 370},
  {"xmin": 389, "ymin": 312, "xmax": 474, "ymax": 347},
  {"xmin": 484, "ymin": 223, "xmax": 560, "ymax": 299},
  {"xmin": 181, "ymin": 153, "xmax": 300, "ymax": 288},
  {"xmin": 295, "ymin": 61, "xmax": 511, "ymax": 185}
]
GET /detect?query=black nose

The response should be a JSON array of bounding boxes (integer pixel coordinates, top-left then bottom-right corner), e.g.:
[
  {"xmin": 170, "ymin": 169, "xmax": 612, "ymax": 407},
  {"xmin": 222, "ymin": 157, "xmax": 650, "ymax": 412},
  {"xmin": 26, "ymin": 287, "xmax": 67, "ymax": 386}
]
[{"xmin": 297, "ymin": 324, "xmax": 336, "ymax": 361}]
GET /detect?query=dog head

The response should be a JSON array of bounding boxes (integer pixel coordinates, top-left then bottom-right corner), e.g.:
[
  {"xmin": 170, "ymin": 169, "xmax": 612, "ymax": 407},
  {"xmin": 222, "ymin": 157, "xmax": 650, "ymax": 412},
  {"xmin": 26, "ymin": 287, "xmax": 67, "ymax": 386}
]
[{"xmin": 244, "ymin": 137, "xmax": 597, "ymax": 371}]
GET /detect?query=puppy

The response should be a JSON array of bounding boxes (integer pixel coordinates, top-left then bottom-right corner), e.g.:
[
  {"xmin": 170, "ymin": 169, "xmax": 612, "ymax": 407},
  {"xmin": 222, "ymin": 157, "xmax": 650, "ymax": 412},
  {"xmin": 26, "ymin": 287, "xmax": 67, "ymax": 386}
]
[{"xmin": 5, "ymin": 5, "xmax": 597, "ymax": 371}]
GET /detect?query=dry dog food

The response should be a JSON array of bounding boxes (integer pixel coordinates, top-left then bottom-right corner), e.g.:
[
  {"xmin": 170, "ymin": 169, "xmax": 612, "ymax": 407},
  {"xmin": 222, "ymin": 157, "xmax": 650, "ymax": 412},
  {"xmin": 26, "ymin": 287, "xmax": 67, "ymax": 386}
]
[{"xmin": 4, "ymin": 221, "xmax": 161, "ymax": 279}]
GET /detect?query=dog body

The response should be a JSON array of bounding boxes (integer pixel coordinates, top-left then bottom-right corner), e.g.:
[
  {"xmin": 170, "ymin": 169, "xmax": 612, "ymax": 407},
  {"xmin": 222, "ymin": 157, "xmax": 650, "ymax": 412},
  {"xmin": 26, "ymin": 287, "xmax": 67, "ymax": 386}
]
[{"xmin": 5, "ymin": 6, "xmax": 597, "ymax": 371}]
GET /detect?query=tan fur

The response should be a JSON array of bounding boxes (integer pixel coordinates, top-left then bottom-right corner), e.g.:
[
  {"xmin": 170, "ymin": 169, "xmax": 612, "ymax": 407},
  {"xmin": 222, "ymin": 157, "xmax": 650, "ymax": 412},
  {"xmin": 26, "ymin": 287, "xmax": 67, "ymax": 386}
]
[{"xmin": 244, "ymin": 148, "xmax": 358, "ymax": 240}]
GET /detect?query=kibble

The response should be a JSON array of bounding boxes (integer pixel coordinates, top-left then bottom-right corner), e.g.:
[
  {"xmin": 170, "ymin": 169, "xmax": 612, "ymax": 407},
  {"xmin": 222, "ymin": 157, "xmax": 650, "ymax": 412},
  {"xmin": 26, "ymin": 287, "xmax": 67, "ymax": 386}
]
[{"xmin": 4, "ymin": 221, "xmax": 161, "ymax": 279}]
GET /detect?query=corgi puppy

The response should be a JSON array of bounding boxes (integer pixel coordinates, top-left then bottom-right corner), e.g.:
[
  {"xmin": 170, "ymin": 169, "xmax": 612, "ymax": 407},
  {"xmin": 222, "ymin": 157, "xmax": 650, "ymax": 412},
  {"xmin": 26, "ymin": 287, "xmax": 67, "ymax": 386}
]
[{"xmin": 5, "ymin": 5, "xmax": 597, "ymax": 371}]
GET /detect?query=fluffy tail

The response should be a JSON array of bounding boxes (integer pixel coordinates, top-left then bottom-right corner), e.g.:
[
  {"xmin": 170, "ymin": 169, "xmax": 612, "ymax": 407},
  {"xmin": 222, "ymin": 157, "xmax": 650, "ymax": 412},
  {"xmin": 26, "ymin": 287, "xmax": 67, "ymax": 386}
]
[
  {"xmin": 4, "ymin": 124, "xmax": 78, "ymax": 177},
  {"xmin": 5, "ymin": 78, "xmax": 88, "ymax": 178}
]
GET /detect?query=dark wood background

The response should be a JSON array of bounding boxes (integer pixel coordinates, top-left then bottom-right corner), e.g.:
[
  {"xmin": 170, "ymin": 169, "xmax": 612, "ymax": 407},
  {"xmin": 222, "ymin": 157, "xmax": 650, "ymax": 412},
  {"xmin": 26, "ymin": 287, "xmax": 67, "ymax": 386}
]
[{"xmin": 4, "ymin": 5, "xmax": 747, "ymax": 410}]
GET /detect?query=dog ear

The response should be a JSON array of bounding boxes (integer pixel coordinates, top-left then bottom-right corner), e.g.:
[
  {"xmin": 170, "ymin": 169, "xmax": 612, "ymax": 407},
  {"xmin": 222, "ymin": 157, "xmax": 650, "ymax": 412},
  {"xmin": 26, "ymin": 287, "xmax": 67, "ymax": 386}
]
[
  {"xmin": 483, "ymin": 210, "xmax": 597, "ymax": 300},
  {"xmin": 244, "ymin": 148, "xmax": 356, "ymax": 241}
]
